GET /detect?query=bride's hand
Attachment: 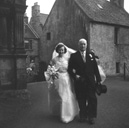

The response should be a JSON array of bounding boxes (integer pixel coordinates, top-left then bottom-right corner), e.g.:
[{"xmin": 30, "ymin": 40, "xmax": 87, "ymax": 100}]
[{"xmin": 58, "ymin": 67, "xmax": 66, "ymax": 72}]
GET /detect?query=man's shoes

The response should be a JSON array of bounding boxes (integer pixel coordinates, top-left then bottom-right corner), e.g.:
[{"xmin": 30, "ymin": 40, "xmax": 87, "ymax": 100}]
[{"xmin": 88, "ymin": 118, "xmax": 95, "ymax": 124}]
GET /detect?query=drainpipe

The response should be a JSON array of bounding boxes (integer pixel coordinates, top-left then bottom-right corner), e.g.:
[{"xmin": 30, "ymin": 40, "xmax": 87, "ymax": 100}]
[{"xmin": 124, "ymin": 62, "xmax": 126, "ymax": 80}]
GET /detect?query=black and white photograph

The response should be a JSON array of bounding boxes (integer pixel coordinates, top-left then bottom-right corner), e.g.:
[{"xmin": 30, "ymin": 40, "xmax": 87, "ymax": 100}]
[{"xmin": 0, "ymin": 0, "xmax": 129, "ymax": 128}]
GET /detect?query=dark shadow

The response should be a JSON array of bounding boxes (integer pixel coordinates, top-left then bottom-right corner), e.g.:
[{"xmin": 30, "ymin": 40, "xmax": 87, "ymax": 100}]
[{"xmin": 36, "ymin": 61, "xmax": 47, "ymax": 82}]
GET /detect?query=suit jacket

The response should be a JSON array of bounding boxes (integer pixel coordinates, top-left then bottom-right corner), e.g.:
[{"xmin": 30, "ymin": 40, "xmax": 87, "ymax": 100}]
[{"xmin": 68, "ymin": 51, "xmax": 101, "ymax": 89}]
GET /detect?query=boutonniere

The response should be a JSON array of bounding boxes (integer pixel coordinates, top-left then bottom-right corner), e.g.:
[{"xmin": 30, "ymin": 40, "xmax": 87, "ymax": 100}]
[
  {"xmin": 89, "ymin": 54, "xmax": 93, "ymax": 60},
  {"xmin": 73, "ymin": 69, "xmax": 76, "ymax": 73},
  {"xmin": 89, "ymin": 54, "xmax": 92, "ymax": 58}
]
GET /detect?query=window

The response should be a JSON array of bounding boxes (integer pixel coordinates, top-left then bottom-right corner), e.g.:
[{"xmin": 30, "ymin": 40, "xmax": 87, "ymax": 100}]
[
  {"xmin": 29, "ymin": 40, "xmax": 32, "ymax": 49},
  {"xmin": 46, "ymin": 32, "xmax": 51, "ymax": 40},
  {"xmin": 24, "ymin": 40, "xmax": 33, "ymax": 50},
  {"xmin": 24, "ymin": 40, "xmax": 29, "ymax": 49},
  {"xmin": 116, "ymin": 62, "xmax": 120, "ymax": 73},
  {"xmin": 114, "ymin": 27, "xmax": 119, "ymax": 45}
]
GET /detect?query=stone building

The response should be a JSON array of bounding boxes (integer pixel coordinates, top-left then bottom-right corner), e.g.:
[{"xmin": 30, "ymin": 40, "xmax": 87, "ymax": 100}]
[
  {"xmin": 29, "ymin": 2, "xmax": 48, "ymax": 38},
  {"xmin": 0, "ymin": 0, "xmax": 27, "ymax": 90},
  {"xmin": 28, "ymin": 2, "xmax": 48, "ymax": 78},
  {"xmin": 24, "ymin": 13, "xmax": 40, "ymax": 68},
  {"xmin": 40, "ymin": 0, "xmax": 129, "ymax": 76}
]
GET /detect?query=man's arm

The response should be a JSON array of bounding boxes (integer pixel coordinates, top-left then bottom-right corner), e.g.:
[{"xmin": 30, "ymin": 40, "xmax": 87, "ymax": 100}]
[{"xmin": 68, "ymin": 54, "xmax": 76, "ymax": 79}]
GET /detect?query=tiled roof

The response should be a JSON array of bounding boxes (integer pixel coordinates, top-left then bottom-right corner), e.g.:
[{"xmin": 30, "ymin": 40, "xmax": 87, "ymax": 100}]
[
  {"xmin": 24, "ymin": 22, "xmax": 40, "ymax": 39},
  {"xmin": 75, "ymin": 0, "xmax": 129, "ymax": 27}
]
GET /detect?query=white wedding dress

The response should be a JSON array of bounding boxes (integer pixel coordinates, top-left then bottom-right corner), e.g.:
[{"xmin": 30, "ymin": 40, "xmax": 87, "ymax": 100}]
[{"xmin": 45, "ymin": 45, "xmax": 79, "ymax": 123}]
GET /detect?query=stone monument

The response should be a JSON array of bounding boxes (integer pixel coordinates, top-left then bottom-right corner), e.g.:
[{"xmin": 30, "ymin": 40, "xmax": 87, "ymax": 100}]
[{"xmin": 0, "ymin": 0, "xmax": 29, "ymax": 101}]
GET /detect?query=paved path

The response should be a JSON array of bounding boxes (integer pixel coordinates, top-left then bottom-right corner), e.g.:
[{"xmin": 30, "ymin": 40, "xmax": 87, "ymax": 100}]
[{"xmin": 1, "ymin": 77, "xmax": 129, "ymax": 128}]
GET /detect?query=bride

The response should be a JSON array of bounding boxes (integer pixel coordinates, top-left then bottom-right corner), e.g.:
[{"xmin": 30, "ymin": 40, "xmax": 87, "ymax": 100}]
[{"xmin": 44, "ymin": 43, "xmax": 79, "ymax": 123}]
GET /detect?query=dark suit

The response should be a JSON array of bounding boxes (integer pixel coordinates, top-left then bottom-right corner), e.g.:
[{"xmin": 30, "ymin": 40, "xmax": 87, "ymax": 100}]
[{"xmin": 68, "ymin": 51, "xmax": 101, "ymax": 119}]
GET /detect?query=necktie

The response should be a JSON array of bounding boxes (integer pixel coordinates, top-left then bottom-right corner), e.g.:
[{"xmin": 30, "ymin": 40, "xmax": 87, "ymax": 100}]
[{"xmin": 82, "ymin": 52, "xmax": 86, "ymax": 62}]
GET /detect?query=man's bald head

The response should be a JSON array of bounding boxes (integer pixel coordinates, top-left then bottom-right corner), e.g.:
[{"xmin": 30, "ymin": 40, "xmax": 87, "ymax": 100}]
[{"xmin": 78, "ymin": 38, "xmax": 87, "ymax": 52}]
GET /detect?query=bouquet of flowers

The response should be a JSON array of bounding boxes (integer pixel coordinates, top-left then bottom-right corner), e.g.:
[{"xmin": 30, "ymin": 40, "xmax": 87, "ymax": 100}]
[{"xmin": 44, "ymin": 65, "xmax": 59, "ymax": 85}]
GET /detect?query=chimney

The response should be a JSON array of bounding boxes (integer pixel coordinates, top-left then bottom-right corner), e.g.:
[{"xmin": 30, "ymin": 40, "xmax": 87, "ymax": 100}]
[
  {"xmin": 110, "ymin": 0, "xmax": 124, "ymax": 8},
  {"xmin": 24, "ymin": 13, "xmax": 28, "ymax": 24},
  {"xmin": 32, "ymin": 2, "xmax": 40, "ymax": 17}
]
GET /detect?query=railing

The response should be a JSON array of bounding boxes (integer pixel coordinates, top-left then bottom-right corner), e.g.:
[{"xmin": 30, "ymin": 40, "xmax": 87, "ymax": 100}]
[{"xmin": 123, "ymin": 62, "xmax": 129, "ymax": 80}]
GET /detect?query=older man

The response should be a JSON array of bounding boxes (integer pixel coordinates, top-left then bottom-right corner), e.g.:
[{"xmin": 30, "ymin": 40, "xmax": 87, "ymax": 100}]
[{"xmin": 68, "ymin": 38, "xmax": 101, "ymax": 124}]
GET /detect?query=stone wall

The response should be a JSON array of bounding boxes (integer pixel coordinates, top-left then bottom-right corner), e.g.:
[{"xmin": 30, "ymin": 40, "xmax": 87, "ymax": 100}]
[
  {"xmin": 117, "ymin": 27, "xmax": 129, "ymax": 76},
  {"xmin": 0, "ymin": 56, "xmax": 27, "ymax": 90},
  {"xmin": 90, "ymin": 24, "xmax": 129, "ymax": 76},
  {"xmin": 90, "ymin": 24, "xmax": 115, "ymax": 75}
]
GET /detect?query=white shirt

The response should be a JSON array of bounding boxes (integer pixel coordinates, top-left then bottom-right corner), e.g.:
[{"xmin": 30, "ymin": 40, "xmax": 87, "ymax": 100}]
[{"xmin": 80, "ymin": 51, "xmax": 86, "ymax": 62}]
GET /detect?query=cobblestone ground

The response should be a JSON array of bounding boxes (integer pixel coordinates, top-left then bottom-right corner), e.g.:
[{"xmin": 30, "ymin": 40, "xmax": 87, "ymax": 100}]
[{"xmin": 0, "ymin": 77, "xmax": 129, "ymax": 128}]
